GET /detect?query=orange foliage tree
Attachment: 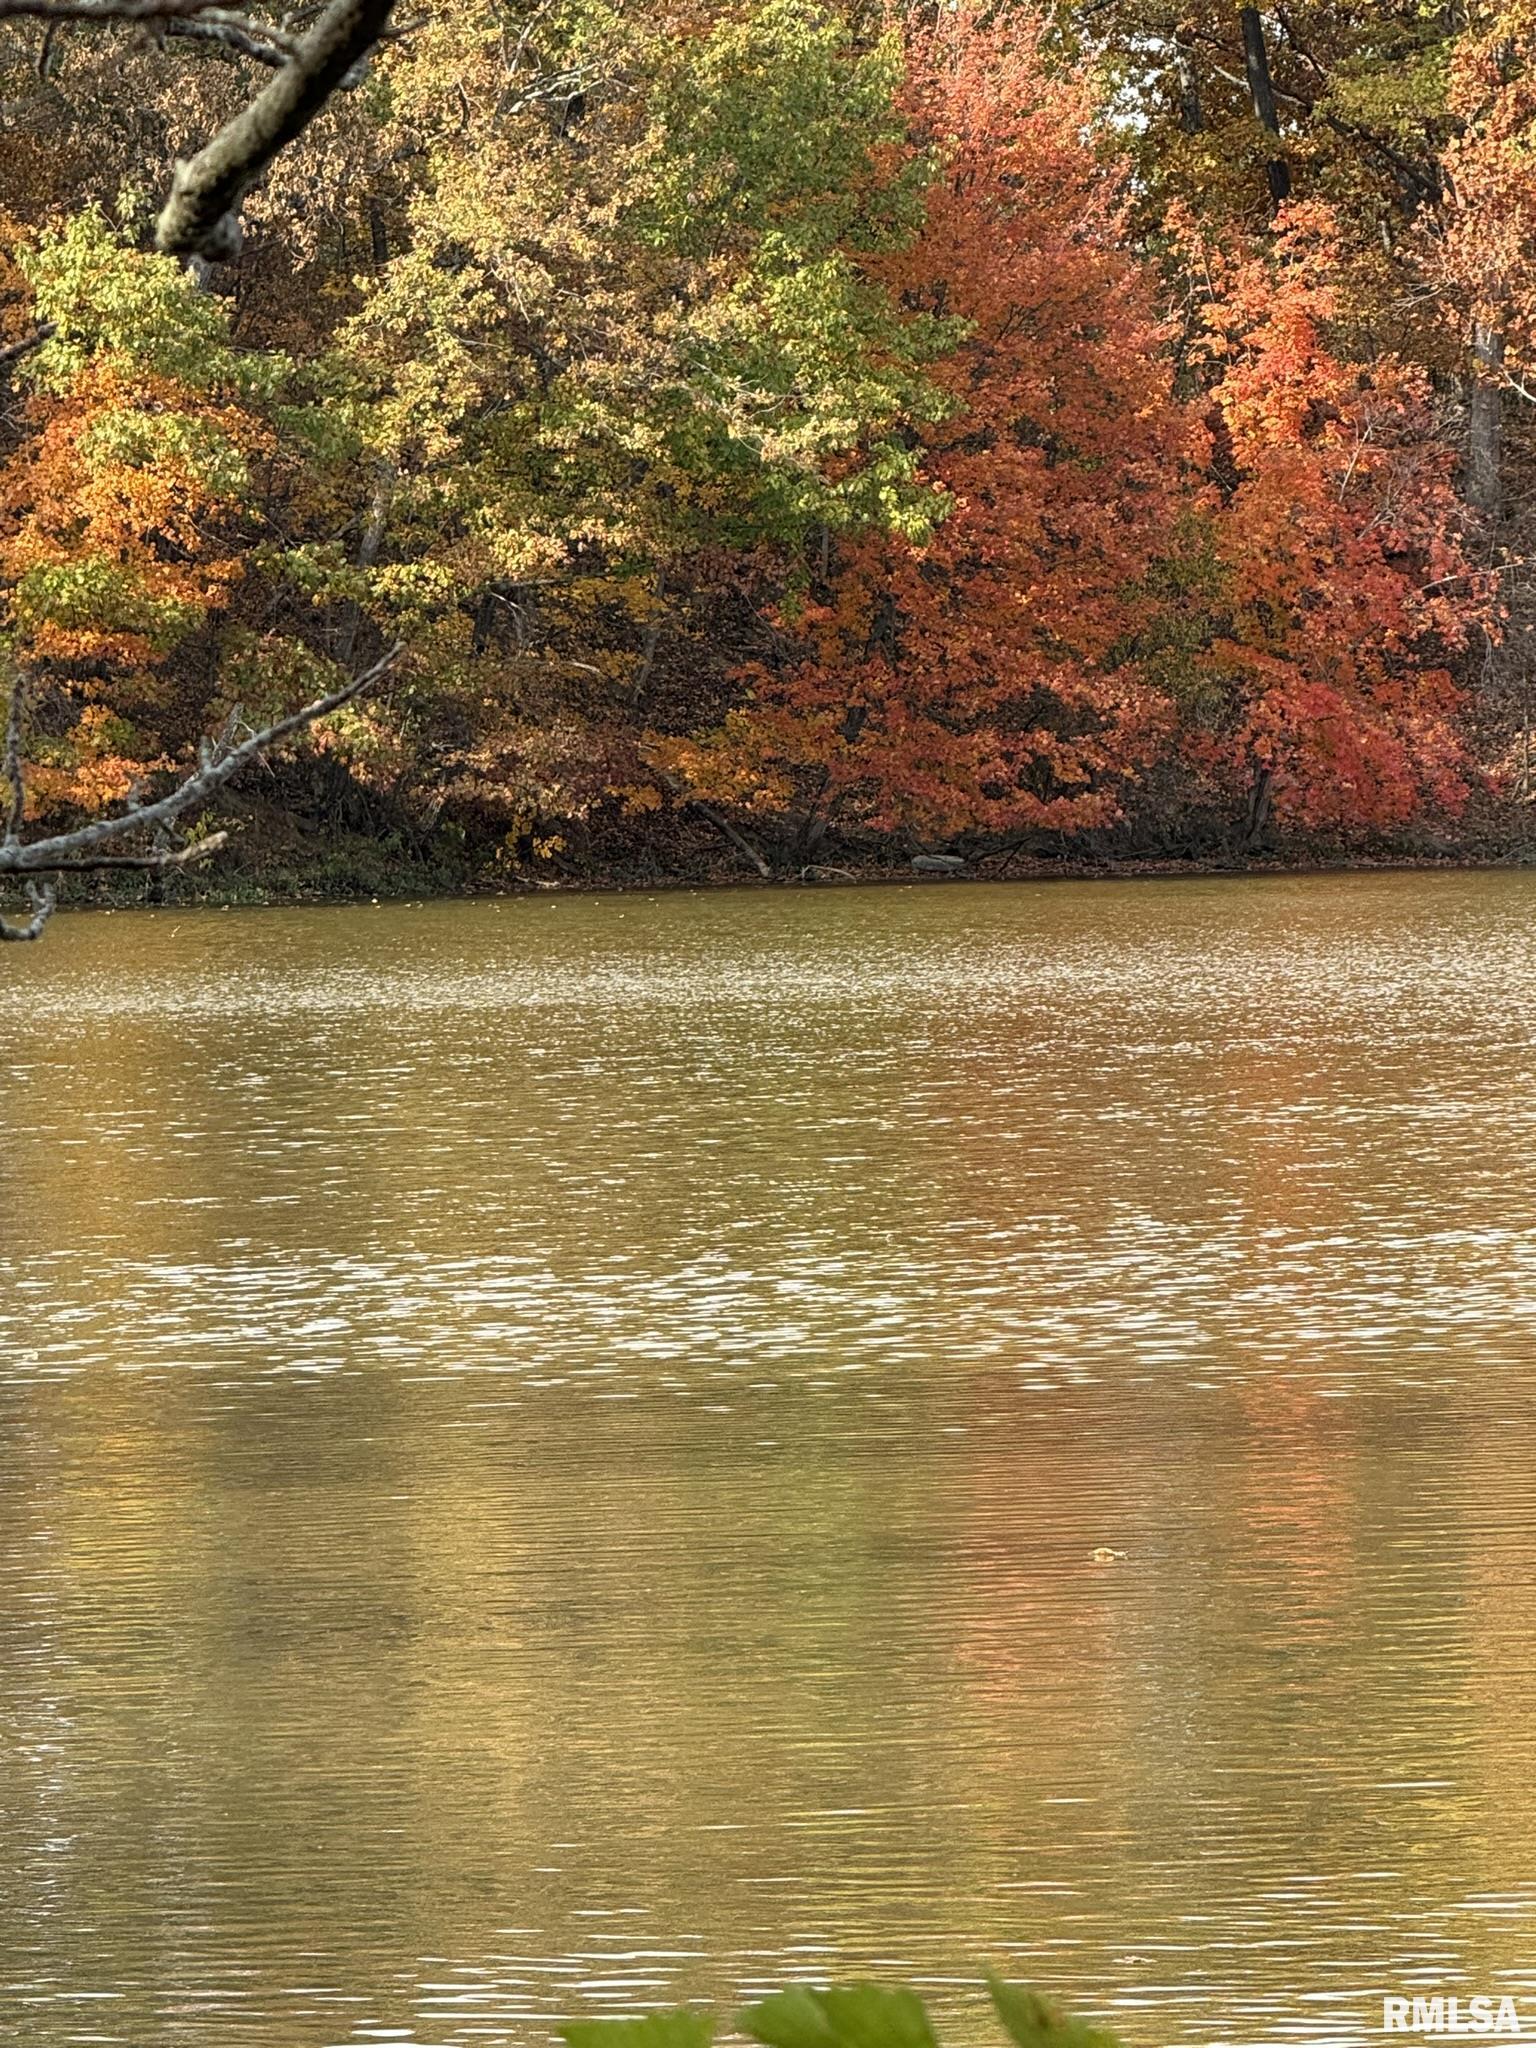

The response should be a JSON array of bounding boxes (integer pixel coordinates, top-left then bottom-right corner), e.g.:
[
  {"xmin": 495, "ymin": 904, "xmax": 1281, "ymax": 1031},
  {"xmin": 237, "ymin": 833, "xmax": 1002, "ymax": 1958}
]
[
  {"xmin": 661, "ymin": 10, "xmax": 1497, "ymax": 861},
  {"xmin": 1436, "ymin": 6, "xmax": 1536, "ymax": 383},
  {"xmin": 2, "ymin": 363, "xmax": 265, "ymax": 817},
  {"xmin": 0, "ymin": 215, "xmax": 271, "ymax": 825}
]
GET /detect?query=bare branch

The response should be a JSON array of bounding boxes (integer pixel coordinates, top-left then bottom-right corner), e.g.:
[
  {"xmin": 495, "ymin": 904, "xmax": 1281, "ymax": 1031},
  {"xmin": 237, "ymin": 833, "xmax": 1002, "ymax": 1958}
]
[
  {"xmin": 24, "ymin": 829, "xmax": 231, "ymax": 872},
  {"xmin": 0, "ymin": 0, "xmax": 377, "ymax": 79},
  {"xmin": 0, "ymin": 880, "xmax": 55, "ymax": 942},
  {"xmin": 0, "ymin": 640, "xmax": 402, "ymax": 876},
  {"xmin": 656, "ymin": 769, "xmax": 772, "ymax": 879},
  {"xmin": 154, "ymin": 0, "xmax": 396, "ymax": 260},
  {"xmin": 0, "ymin": 321, "xmax": 55, "ymax": 370},
  {"xmin": 163, "ymin": 16, "xmax": 297, "ymax": 67},
  {"xmin": 0, "ymin": 0, "xmax": 240, "ymax": 20}
]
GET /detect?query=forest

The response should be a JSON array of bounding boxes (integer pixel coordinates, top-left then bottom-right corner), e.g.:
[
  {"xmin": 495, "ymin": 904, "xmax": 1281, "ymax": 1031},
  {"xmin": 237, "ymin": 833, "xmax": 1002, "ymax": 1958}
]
[{"xmin": 1, "ymin": 0, "xmax": 1533, "ymax": 896}]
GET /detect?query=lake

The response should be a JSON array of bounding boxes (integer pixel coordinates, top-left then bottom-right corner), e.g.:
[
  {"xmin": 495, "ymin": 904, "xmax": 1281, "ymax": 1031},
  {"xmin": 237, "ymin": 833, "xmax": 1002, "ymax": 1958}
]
[{"xmin": 2, "ymin": 873, "xmax": 1535, "ymax": 2048}]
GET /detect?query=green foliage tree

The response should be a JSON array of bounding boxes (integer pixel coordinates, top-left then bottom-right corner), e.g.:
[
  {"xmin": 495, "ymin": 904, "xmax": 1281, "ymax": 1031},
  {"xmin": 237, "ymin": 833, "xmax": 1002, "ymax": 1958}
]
[{"xmin": 328, "ymin": 0, "xmax": 951, "ymax": 854}]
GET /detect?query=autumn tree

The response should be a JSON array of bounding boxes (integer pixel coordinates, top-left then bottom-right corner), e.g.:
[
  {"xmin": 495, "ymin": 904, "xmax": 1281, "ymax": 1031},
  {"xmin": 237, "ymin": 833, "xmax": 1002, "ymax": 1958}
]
[
  {"xmin": 322, "ymin": 0, "xmax": 949, "ymax": 862},
  {"xmin": 0, "ymin": 0, "xmax": 403, "ymax": 938},
  {"xmin": 661, "ymin": 3, "xmax": 1196, "ymax": 857},
  {"xmin": 0, "ymin": 208, "xmax": 400, "ymax": 937},
  {"xmin": 1179, "ymin": 203, "xmax": 1484, "ymax": 842}
]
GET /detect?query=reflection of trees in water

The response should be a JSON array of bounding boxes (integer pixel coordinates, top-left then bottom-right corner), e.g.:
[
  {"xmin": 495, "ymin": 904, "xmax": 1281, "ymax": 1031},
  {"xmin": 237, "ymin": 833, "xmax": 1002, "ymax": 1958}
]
[{"xmin": 6, "ymin": 882, "xmax": 1536, "ymax": 2040}]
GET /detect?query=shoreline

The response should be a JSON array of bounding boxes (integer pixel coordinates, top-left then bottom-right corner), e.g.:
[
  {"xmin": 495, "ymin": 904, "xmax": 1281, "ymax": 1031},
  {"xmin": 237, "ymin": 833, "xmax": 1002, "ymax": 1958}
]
[{"xmin": 52, "ymin": 843, "xmax": 1536, "ymax": 916}]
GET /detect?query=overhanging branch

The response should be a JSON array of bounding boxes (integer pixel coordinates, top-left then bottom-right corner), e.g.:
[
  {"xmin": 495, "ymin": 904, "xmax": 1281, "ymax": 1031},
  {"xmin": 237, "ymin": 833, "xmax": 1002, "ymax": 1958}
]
[
  {"xmin": 22, "ymin": 830, "xmax": 231, "ymax": 872},
  {"xmin": 0, "ymin": 881, "xmax": 54, "ymax": 943},
  {"xmin": 0, "ymin": 643, "xmax": 402, "ymax": 943},
  {"xmin": 1, "ymin": 641, "xmax": 401, "ymax": 874},
  {"xmin": 0, "ymin": 0, "xmax": 256, "ymax": 18},
  {"xmin": 154, "ymin": 0, "xmax": 396, "ymax": 259}
]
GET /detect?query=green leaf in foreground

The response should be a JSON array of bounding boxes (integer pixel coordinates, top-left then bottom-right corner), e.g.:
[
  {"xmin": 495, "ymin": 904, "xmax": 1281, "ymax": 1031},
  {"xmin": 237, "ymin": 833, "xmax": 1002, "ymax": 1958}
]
[
  {"xmin": 986, "ymin": 1974, "xmax": 1122, "ymax": 2048},
  {"xmin": 739, "ymin": 1987, "xmax": 841, "ymax": 2048},
  {"xmin": 743, "ymin": 1983, "xmax": 939, "ymax": 2048},
  {"xmin": 560, "ymin": 1976, "xmax": 1124, "ymax": 2048},
  {"xmin": 562, "ymin": 2009, "xmax": 716, "ymax": 2048}
]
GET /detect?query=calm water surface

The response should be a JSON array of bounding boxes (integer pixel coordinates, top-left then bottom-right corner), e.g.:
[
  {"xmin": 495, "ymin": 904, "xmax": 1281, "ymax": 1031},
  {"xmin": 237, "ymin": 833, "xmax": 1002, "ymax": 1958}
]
[{"xmin": 2, "ymin": 873, "xmax": 1536, "ymax": 2048}]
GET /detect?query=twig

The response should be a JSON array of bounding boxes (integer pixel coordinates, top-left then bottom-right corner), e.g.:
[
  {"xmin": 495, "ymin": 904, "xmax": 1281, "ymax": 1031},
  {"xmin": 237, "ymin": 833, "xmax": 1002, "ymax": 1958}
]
[
  {"xmin": 163, "ymin": 16, "xmax": 297, "ymax": 67},
  {"xmin": 0, "ymin": 0, "xmax": 250, "ymax": 18}
]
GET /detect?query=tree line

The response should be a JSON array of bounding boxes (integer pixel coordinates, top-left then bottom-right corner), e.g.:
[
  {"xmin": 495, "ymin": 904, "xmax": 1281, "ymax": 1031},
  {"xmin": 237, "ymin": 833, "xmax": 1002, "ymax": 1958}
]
[{"xmin": 0, "ymin": 0, "xmax": 1532, "ymax": 907}]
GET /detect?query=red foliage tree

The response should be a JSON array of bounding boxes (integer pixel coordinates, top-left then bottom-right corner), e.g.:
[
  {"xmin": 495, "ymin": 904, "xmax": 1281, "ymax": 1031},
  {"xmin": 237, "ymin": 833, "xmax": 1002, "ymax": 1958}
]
[
  {"xmin": 666, "ymin": 3, "xmax": 1195, "ymax": 847},
  {"xmin": 1187, "ymin": 203, "xmax": 1486, "ymax": 840}
]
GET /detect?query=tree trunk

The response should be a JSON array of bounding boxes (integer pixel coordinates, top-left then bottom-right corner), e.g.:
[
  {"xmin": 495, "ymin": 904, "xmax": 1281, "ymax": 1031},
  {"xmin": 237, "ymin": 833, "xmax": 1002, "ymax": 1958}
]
[
  {"xmin": 1173, "ymin": 30, "xmax": 1203, "ymax": 136},
  {"xmin": 1466, "ymin": 321, "xmax": 1505, "ymax": 524},
  {"xmin": 1240, "ymin": 8, "xmax": 1292, "ymax": 205},
  {"xmin": 1242, "ymin": 766, "xmax": 1274, "ymax": 851},
  {"xmin": 335, "ymin": 460, "xmax": 394, "ymax": 665}
]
